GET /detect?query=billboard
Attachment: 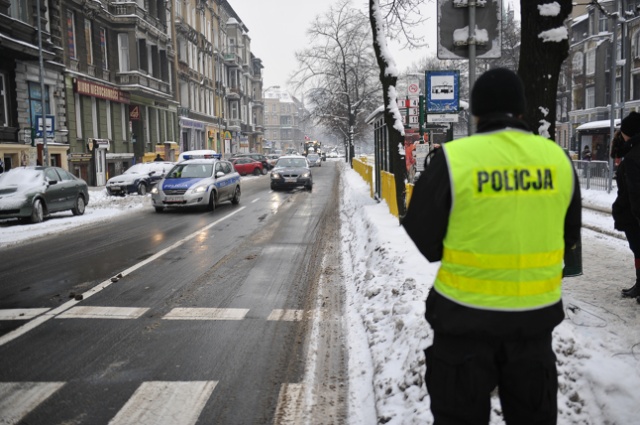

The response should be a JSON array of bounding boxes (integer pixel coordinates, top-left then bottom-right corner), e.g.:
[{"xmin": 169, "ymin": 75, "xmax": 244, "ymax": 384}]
[{"xmin": 437, "ymin": 0, "xmax": 502, "ymax": 60}]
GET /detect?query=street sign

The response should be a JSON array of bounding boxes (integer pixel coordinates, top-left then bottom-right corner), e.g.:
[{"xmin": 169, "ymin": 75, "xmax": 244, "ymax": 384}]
[
  {"xmin": 437, "ymin": 0, "xmax": 502, "ymax": 60},
  {"xmin": 397, "ymin": 98, "xmax": 419, "ymax": 108},
  {"xmin": 35, "ymin": 115, "xmax": 55, "ymax": 138},
  {"xmin": 408, "ymin": 83, "xmax": 420, "ymax": 95},
  {"xmin": 427, "ymin": 114, "xmax": 459, "ymax": 123},
  {"xmin": 427, "ymin": 70, "xmax": 460, "ymax": 113}
]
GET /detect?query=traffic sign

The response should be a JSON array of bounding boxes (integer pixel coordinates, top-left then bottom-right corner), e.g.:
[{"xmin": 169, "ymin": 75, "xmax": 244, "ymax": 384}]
[
  {"xmin": 427, "ymin": 114, "xmax": 459, "ymax": 123},
  {"xmin": 408, "ymin": 83, "xmax": 420, "ymax": 95}
]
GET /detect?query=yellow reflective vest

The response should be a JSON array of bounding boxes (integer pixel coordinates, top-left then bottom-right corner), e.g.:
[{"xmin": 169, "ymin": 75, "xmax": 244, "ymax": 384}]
[{"xmin": 436, "ymin": 129, "xmax": 574, "ymax": 311}]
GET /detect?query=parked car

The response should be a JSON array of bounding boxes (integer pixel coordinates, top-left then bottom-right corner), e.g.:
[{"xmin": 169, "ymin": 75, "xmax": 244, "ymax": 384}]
[
  {"xmin": 265, "ymin": 154, "xmax": 281, "ymax": 167},
  {"xmin": 105, "ymin": 161, "xmax": 174, "ymax": 196},
  {"xmin": 231, "ymin": 157, "xmax": 264, "ymax": 176},
  {"xmin": 151, "ymin": 158, "xmax": 241, "ymax": 212},
  {"xmin": 270, "ymin": 155, "xmax": 313, "ymax": 191},
  {"xmin": 0, "ymin": 166, "xmax": 89, "ymax": 223},
  {"xmin": 306, "ymin": 153, "xmax": 322, "ymax": 167},
  {"xmin": 327, "ymin": 151, "xmax": 339, "ymax": 158},
  {"xmin": 230, "ymin": 153, "xmax": 272, "ymax": 171}
]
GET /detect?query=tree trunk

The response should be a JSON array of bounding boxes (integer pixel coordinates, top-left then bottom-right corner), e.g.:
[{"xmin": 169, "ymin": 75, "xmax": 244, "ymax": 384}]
[
  {"xmin": 369, "ymin": 0, "xmax": 406, "ymax": 221},
  {"xmin": 518, "ymin": 0, "xmax": 572, "ymax": 140}
]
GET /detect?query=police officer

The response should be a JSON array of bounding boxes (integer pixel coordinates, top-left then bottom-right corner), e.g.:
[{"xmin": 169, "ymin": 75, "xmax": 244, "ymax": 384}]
[{"xmin": 402, "ymin": 68, "xmax": 582, "ymax": 424}]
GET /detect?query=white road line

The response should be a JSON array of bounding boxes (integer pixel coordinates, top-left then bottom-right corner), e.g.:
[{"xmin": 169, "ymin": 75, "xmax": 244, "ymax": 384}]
[
  {"xmin": 162, "ymin": 307, "xmax": 249, "ymax": 320},
  {"xmin": 108, "ymin": 381, "xmax": 217, "ymax": 425},
  {"xmin": 274, "ymin": 383, "xmax": 306, "ymax": 425},
  {"xmin": 267, "ymin": 309, "xmax": 308, "ymax": 321},
  {"xmin": 0, "ymin": 382, "xmax": 65, "ymax": 425},
  {"xmin": 251, "ymin": 197, "xmax": 260, "ymax": 203},
  {"xmin": 0, "ymin": 308, "xmax": 49, "ymax": 320},
  {"xmin": 0, "ymin": 208, "xmax": 245, "ymax": 347},
  {"xmin": 56, "ymin": 306, "xmax": 149, "ymax": 319}
]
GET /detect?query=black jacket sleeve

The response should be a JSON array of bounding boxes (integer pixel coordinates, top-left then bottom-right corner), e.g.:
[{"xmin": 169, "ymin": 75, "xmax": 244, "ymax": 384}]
[
  {"xmin": 564, "ymin": 167, "xmax": 582, "ymax": 250},
  {"xmin": 401, "ymin": 148, "xmax": 450, "ymax": 262}
]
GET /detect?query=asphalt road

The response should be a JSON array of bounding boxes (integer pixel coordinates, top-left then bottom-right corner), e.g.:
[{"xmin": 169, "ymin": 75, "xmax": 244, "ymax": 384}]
[{"xmin": 0, "ymin": 161, "xmax": 347, "ymax": 424}]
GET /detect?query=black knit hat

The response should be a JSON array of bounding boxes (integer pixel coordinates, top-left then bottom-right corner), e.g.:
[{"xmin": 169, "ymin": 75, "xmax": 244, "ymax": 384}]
[
  {"xmin": 620, "ymin": 111, "xmax": 640, "ymax": 137},
  {"xmin": 471, "ymin": 68, "xmax": 526, "ymax": 117}
]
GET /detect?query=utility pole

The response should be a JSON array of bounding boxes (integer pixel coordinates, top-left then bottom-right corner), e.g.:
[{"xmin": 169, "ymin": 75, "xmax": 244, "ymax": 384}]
[{"xmin": 36, "ymin": 0, "xmax": 49, "ymax": 166}]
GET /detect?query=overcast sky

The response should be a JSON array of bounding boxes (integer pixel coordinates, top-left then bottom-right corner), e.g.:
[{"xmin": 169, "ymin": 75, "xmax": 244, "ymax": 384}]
[{"xmin": 229, "ymin": 0, "xmax": 520, "ymax": 93}]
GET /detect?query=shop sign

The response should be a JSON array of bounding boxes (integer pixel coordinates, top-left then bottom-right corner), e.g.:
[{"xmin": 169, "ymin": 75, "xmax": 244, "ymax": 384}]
[
  {"xmin": 129, "ymin": 105, "xmax": 140, "ymax": 121},
  {"xmin": 75, "ymin": 79, "xmax": 130, "ymax": 103},
  {"xmin": 69, "ymin": 153, "xmax": 93, "ymax": 162}
]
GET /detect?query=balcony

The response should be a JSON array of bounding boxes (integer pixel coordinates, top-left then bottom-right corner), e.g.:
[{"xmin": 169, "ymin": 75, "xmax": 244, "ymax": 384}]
[
  {"xmin": 224, "ymin": 52, "xmax": 240, "ymax": 67},
  {"xmin": 116, "ymin": 71, "xmax": 172, "ymax": 97}
]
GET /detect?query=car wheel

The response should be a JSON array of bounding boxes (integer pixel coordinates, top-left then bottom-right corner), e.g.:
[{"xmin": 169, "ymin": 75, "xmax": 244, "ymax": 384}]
[
  {"xmin": 137, "ymin": 182, "xmax": 148, "ymax": 195},
  {"xmin": 31, "ymin": 199, "xmax": 44, "ymax": 223},
  {"xmin": 262, "ymin": 167, "xmax": 268, "ymax": 175},
  {"xmin": 71, "ymin": 195, "xmax": 86, "ymax": 216},
  {"xmin": 154, "ymin": 206, "xmax": 164, "ymax": 213},
  {"xmin": 253, "ymin": 168, "xmax": 261, "ymax": 176},
  {"xmin": 207, "ymin": 192, "xmax": 216, "ymax": 212},
  {"xmin": 231, "ymin": 186, "xmax": 241, "ymax": 204},
  {"xmin": 306, "ymin": 183, "xmax": 313, "ymax": 192}
]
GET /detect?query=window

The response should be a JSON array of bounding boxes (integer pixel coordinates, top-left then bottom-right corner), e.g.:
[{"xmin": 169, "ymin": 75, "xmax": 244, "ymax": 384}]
[
  {"xmin": 85, "ymin": 19, "xmax": 93, "ymax": 65},
  {"xmin": 10, "ymin": 0, "xmax": 29, "ymax": 23},
  {"xmin": 118, "ymin": 33, "xmax": 130, "ymax": 72},
  {"xmin": 586, "ymin": 50, "xmax": 595, "ymax": 75},
  {"xmin": 100, "ymin": 28, "xmax": 108, "ymax": 69},
  {"xmin": 586, "ymin": 86, "xmax": 595, "ymax": 109},
  {"xmin": 67, "ymin": 11, "xmax": 77, "ymax": 60},
  {"xmin": 0, "ymin": 73, "xmax": 7, "ymax": 127},
  {"xmin": 28, "ymin": 82, "xmax": 50, "ymax": 134},
  {"xmin": 571, "ymin": 52, "xmax": 584, "ymax": 75},
  {"xmin": 635, "ymin": 31, "xmax": 640, "ymax": 59}
]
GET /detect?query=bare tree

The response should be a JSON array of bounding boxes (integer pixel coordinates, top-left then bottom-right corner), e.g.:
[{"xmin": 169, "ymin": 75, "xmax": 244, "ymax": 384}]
[
  {"xmin": 369, "ymin": 0, "xmax": 427, "ymax": 220},
  {"xmin": 518, "ymin": 0, "xmax": 572, "ymax": 140},
  {"xmin": 291, "ymin": 0, "xmax": 381, "ymax": 164}
]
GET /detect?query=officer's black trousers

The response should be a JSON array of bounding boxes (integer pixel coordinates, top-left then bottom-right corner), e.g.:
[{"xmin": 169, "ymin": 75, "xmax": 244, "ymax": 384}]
[{"xmin": 425, "ymin": 332, "xmax": 558, "ymax": 425}]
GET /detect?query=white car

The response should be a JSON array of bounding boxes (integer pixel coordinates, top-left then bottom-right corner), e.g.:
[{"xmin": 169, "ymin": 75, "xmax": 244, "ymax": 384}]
[
  {"xmin": 151, "ymin": 158, "xmax": 241, "ymax": 212},
  {"xmin": 106, "ymin": 162, "xmax": 174, "ymax": 196}
]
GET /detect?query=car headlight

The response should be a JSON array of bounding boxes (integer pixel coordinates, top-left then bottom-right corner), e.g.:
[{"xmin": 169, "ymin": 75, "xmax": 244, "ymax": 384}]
[
  {"xmin": 301, "ymin": 172, "xmax": 310, "ymax": 178},
  {"xmin": 150, "ymin": 186, "xmax": 159, "ymax": 194},
  {"xmin": 188, "ymin": 185, "xmax": 208, "ymax": 194},
  {"xmin": 271, "ymin": 173, "xmax": 282, "ymax": 179}
]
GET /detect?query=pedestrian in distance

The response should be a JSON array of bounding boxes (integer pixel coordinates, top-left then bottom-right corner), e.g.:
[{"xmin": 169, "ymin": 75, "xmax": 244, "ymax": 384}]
[
  {"xmin": 402, "ymin": 68, "xmax": 582, "ymax": 425},
  {"xmin": 582, "ymin": 145, "xmax": 592, "ymax": 161},
  {"xmin": 153, "ymin": 154, "xmax": 164, "ymax": 162},
  {"xmin": 611, "ymin": 111, "xmax": 640, "ymax": 300}
]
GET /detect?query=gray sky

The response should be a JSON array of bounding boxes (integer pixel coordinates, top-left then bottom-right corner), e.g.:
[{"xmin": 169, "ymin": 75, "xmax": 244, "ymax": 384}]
[{"xmin": 230, "ymin": 0, "xmax": 520, "ymax": 93}]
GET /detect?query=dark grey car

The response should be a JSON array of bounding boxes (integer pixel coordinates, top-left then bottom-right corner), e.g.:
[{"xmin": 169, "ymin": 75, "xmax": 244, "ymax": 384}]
[
  {"xmin": 0, "ymin": 166, "xmax": 90, "ymax": 223},
  {"xmin": 270, "ymin": 156, "xmax": 313, "ymax": 191}
]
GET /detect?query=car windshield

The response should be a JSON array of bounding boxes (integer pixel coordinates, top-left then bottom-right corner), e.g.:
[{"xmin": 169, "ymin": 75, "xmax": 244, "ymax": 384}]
[
  {"xmin": 166, "ymin": 164, "xmax": 213, "ymax": 178},
  {"xmin": 0, "ymin": 168, "xmax": 43, "ymax": 186},
  {"xmin": 276, "ymin": 158, "xmax": 307, "ymax": 168},
  {"xmin": 308, "ymin": 155, "xmax": 319, "ymax": 160}
]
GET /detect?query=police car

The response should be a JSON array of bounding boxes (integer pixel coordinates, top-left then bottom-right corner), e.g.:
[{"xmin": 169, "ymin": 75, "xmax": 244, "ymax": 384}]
[{"xmin": 150, "ymin": 154, "xmax": 241, "ymax": 212}]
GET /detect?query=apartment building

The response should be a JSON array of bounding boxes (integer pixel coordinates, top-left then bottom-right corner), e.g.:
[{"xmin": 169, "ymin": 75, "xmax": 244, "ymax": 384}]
[
  {"xmin": 0, "ymin": 0, "xmax": 263, "ymax": 184},
  {"xmin": 0, "ymin": 0, "xmax": 68, "ymax": 170},
  {"xmin": 263, "ymin": 86, "xmax": 306, "ymax": 153},
  {"xmin": 558, "ymin": 0, "xmax": 640, "ymax": 155}
]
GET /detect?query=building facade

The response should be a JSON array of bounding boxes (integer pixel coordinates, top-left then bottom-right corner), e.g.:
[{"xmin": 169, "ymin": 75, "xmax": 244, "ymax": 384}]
[
  {"xmin": 559, "ymin": 0, "xmax": 640, "ymax": 156},
  {"xmin": 263, "ymin": 86, "xmax": 305, "ymax": 154},
  {"xmin": 0, "ymin": 0, "xmax": 263, "ymax": 185}
]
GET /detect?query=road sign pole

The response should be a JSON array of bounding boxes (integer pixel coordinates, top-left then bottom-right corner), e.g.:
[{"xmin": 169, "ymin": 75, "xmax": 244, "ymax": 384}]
[{"xmin": 468, "ymin": 2, "xmax": 476, "ymax": 136}]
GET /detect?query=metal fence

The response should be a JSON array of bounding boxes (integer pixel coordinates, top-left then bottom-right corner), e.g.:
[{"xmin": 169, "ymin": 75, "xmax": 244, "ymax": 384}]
[{"xmin": 573, "ymin": 160, "xmax": 612, "ymax": 191}]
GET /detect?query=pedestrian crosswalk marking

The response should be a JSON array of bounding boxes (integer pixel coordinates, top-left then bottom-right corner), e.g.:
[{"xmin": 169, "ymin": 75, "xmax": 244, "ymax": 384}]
[
  {"xmin": 56, "ymin": 306, "xmax": 150, "ymax": 319},
  {"xmin": 0, "ymin": 382, "xmax": 65, "ymax": 425},
  {"xmin": 267, "ymin": 309, "xmax": 307, "ymax": 321},
  {"xmin": 162, "ymin": 307, "xmax": 250, "ymax": 320},
  {"xmin": 0, "ymin": 307, "xmax": 315, "ymax": 325},
  {"xmin": 108, "ymin": 381, "xmax": 217, "ymax": 425},
  {"xmin": 0, "ymin": 308, "xmax": 49, "ymax": 320}
]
